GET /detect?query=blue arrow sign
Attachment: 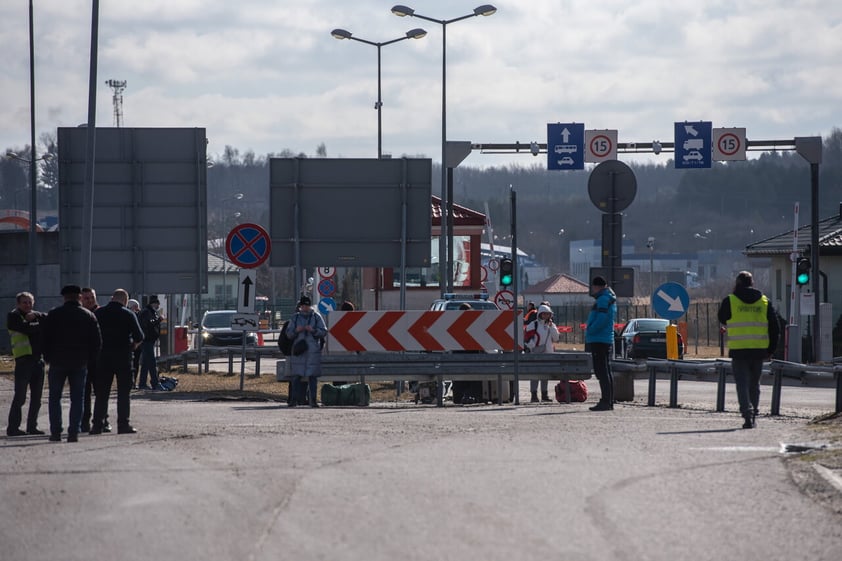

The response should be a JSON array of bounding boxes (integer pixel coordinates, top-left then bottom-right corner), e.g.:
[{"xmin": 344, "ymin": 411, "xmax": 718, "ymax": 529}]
[
  {"xmin": 547, "ymin": 123, "xmax": 584, "ymax": 171},
  {"xmin": 674, "ymin": 121, "xmax": 712, "ymax": 169},
  {"xmin": 652, "ymin": 282, "xmax": 690, "ymax": 320},
  {"xmin": 318, "ymin": 297, "xmax": 336, "ymax": 316}
]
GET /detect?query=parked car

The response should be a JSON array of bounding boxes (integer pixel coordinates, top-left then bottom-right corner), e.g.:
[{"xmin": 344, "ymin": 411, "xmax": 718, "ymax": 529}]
[
  {"xmin": 430, "ymin": 294, "xmax": 499, "ymax": 311},
  {"xmin": 615, "ymin": 318, "xmax": 684, "ymax": 360},
  {"xmin": 195, "ymin": 310, "xmax": 257, "ymax": 347}
]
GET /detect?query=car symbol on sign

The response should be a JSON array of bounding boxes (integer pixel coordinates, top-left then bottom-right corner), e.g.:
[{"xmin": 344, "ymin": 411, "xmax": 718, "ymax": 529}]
[
  {"xmin": 558, "ymin": 156, "xmax": 575, "ymax": 166},
  {"xmin": 682, "ymin": 150, "xmax": 703, "ymax": 162}
]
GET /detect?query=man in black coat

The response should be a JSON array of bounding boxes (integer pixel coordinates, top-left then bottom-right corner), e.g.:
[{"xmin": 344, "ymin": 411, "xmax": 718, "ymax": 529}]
[
  {"xmin": 43, "ymin": 285, "xmax": 102, "ymax": 442},
  {"xmin": 91, "ymin": 289, "xmax": 145, "ymax": 435}
]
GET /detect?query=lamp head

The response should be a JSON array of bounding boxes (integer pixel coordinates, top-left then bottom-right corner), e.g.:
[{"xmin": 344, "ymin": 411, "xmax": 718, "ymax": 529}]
[
  {"xmin": 406, "ymin": 27, "xmax": 427, "ymax": 39},
  {"xmin": 331, "ymin": 28, "xmax": 352, "ymax": 40},
  {"xmin": 6, "ymin": 150, "xmax": 18, "ymax": 158},
  {"xmin": 529, "ymin": 142, "xmax": 540, "ymax": 156},
  {"xmin": 652, "ymin": 141, "xmax": 662, "ymax": 155},
  {"xmin": 391, "ymin": 5, "xmax": 414, "ymax": 17},
  {"xmin": 474, "ymin": 4, "xmax": 497, "ymax": 16}
]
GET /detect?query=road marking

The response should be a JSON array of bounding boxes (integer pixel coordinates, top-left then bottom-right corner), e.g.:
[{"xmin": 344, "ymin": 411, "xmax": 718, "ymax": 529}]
[{"xmin": 813, "ymin": 463, "xmax": 842, "ymax": 494}]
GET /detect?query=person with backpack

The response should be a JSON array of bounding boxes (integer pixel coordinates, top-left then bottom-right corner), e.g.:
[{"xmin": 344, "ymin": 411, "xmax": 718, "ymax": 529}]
[
  {"xmin": 524, "ymin": 303, "xmax": 560, "ymax": 402},
  {"xmin": 284, "ymin": 296, "xmax": 327, "ymax": 407}
]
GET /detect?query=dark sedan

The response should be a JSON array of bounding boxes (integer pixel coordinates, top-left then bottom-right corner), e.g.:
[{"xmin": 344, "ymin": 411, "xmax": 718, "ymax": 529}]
[
  {"xmin": 196, "ymin": 310, "xmax": 256, "ymax": 347},
  {"xmin": 615, "ymin": 318, "xmax": 684, "ymax": 360}
]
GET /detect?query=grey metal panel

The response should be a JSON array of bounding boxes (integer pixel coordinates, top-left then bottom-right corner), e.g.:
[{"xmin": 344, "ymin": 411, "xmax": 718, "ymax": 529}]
[
  {"xmin": 57, "ymin": 127, "xmax": 208, "ymax": 294},
  {"xmin": 269, "ymin": 158, "xmax": 432, "ymax": 267}
]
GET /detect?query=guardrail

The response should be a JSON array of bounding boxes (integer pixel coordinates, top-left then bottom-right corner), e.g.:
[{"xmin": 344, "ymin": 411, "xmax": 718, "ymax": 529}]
[{"xmin": 613, "ymin": 358, "xmax": 842, "ymax": 414}]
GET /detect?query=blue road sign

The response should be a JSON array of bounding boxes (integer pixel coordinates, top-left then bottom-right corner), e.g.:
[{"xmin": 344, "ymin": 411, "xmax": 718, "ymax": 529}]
[
  {"xmin": 317, "ymin": 297, "xmax": 336, "ymax": 315},
  {"xmin": 652, "ymin": 282, "xmax": 690, "ymax": 320},
  {"xmin": 317, "ymin": 277, "xmax": 336, "ymax": 297},
  {"xmin": 226, "ymin": 223, "xmax": 271, "ymax": 269},
  {"xmin": 674, "ymin": 121, "xmax": 712, "ymax": 169},
  {"xmin": 547, "ymin": 123, "xmax": 584, "ymax": 170}
]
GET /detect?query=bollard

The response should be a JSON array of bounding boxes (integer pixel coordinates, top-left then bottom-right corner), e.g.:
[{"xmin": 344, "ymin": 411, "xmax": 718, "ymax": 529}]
[
  {"xmin": 770, "ymin": 362, "xmax": 783, "ymax": 416},
  {"xmin": 715, "ymin": 362, "xmax": 727, "ymax": 412},
  {"xmin": 647, "ymin": 364, "xmax": 657, "ymax": 406},
  {"xmin": 669, "ymin": 363, "xmax": 679, "ymax": 408},
  {"xmin": 836, "ymin": 367, "xmax": 842, "ymax": 414}
]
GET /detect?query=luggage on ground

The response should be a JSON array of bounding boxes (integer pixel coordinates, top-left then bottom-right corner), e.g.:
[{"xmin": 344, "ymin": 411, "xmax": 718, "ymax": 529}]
[{"xmin": 555, "ymin": 380, "xmax": 588, "ymax": 403}]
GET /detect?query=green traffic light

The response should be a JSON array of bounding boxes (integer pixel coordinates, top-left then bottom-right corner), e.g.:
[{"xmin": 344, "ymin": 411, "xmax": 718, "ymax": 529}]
[
  {"xmin": 796, "ymin": 272, "xmax": 809, "ymax": 285},
  {"xmin": 500, "ymin": 274, "xmax": 513, "ymax": 286}
]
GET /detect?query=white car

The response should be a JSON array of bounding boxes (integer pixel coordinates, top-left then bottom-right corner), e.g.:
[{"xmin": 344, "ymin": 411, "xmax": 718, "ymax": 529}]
[
  {"xmin": 683, "ymin": 150, "xmax": 704, "ymax": 162},
  {"xmin": 558, "ymin": 156, "xmax": 575, "ymax": 166}
]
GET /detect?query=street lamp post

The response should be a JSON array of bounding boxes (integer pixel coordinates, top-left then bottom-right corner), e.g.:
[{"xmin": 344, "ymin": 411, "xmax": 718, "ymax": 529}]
[
  {"xmin": 220, "ymin": 193, "xmax": 244, "ymax": 308},
  {"xmin": 391, "ymin": 4, "xmax": 496, "ymax": 296},
  {"xmin": 331, "ymin": 27, "xmax": 427, "ymax": 159},
  {"xmin": 646, "ymin": 236, "xmax": 655, "ymax": 303}
]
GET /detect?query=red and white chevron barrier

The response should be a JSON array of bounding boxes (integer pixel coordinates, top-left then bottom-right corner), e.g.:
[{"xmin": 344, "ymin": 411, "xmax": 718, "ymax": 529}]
[{"xmin": 328, "ymin": 310, "xmax": 518, "ymax": 352}]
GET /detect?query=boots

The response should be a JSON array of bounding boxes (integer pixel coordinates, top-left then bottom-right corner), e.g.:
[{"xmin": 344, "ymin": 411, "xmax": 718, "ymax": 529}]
[
  {"xmin": 742, "ymin": 414, "xmax": 755, "ymax": 429},
  {"xmin": 541, "ymin": 392, "xmax": 552, "ymax": 402},
  {"xmin": 530, "ymin": 391, "xmax": 539, "ymax": 403}
]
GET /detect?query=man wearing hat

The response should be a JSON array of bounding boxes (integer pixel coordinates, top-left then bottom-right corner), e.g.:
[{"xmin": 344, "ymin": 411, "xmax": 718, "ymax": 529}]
[
  {"xmin": 284, "ymin": 295, "xmax": 327, "ymax": 407},
  {"xmin": 137, "ymin": 295, "xmax": 163, "ymax": 390},
  {"xmin": 42, "ymin": 285, "xmax": 102, "ymax": 442},
  {"xmin": 717, "ymin": 271, "xmax": 780, "ymax": 429},
  {"xmin": 585, "ymin": 276, "xmax": 617, "ymax": 411}
]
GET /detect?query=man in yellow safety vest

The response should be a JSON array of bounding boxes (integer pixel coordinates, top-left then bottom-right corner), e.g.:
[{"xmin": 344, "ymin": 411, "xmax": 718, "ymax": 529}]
[
  {"xmin": 6, "ymin": 291, "xmax": 47, "ymax": 436},
  {"xmin": 717, "ymin": 271, "xmax": 781, "ymax": 429}
]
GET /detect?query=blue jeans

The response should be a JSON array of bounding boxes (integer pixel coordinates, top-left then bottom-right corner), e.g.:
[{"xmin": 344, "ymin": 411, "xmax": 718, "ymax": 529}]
[
  {"xmin": 731, "ymin": 357, "xmax": 763, "ymax": 417},
  {"xmin": 138, "ymin": 341, "xmax": 160, "ymax": 388},
  {"xmin": 48, "ymin": 365, "xmax": 87, "ymax": 436}
]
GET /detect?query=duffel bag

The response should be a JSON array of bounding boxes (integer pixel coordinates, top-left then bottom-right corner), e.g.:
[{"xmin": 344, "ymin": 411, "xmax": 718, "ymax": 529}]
[{"xmin": 555, "ymin": 380, "xmax": 588, "ymax": 403}]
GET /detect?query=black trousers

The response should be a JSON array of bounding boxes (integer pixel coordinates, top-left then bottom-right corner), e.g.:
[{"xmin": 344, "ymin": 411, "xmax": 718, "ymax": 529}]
[
  {"xmin": 7, "ymin": 356, "xmax": 45, "ymax": 432},
  {"xmin": 93, "ymin": 351, "xmax": 133, "ymax": 429},
  {"xmin": 588, "ymin": 342, "xmax": 614, "ymax": 405}
]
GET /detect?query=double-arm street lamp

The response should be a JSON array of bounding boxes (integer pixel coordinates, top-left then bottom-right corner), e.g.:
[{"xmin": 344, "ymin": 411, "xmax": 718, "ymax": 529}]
[
  {"xmin": 331, "ymin": 27, "xmax": 427, "ymax": 159},
  {"xmin": 6, "ymin": 150, "xmax": 51, "ymax": 295},
  {"xmin": 391, "ymin": 4, "xmax": 496, "ymax": 295}
]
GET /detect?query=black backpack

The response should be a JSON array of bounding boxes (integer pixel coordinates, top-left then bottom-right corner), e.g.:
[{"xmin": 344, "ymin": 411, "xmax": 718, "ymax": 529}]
[{"xmin": 277, "ymin": 320, "xmax": 293, "ymax": 356}]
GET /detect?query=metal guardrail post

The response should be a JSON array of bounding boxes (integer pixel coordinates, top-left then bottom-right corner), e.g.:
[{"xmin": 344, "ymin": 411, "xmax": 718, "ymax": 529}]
[
  {"xmin": 497, "ymin": 373, "xmax": 504, "ymax": 406},
  {"xmin": 227, "ymin": 349, "xmax": 234, "ymax": 376},
  {"xmin": 436, "ymin": 375, "xmax": 444, "ymax": 407},
  {"xmin": 647, "ymin": 364, "xmax": 657, "ymax": 406},
  {"xmin": 835, "ymin": 366, "xmax": 842, "ymax": 413},
  {"xmin": 669, "ymin": 363, "xmax": 679, "ymax": 408},
  {"xmin": 715, "ymin": 362, "xmax": 727, "ymax": 412},
  {"xmin": 770, "ymin": 362, "xmax": 783, "ymax": 416}
]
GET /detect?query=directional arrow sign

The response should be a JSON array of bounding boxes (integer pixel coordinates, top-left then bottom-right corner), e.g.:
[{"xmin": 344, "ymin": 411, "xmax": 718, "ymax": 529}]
[
  {"xmin": 652, "ymin": 282, "xmax": 690, "ymax": 321},
  {"xmin": 238, "ymin": 269, "xmax": 256, "ymax": 314}
]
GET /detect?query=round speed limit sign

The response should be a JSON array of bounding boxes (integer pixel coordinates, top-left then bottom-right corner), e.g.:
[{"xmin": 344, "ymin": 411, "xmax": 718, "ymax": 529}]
[{"xmin": 318, "ymin": 266, "xmax": 336, "ymax": 278}]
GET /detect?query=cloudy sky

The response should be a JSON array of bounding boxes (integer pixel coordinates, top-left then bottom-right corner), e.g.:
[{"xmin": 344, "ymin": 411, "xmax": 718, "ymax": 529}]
[{"xmin": 2, "ymin": 0, "xmax": 840, "ymax": 168}]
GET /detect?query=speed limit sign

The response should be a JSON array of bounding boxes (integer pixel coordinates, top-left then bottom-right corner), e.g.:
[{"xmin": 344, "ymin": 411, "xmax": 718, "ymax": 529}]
[
  {"xmin": 585, "ymin": 130, "xmax": 618, "ymax": 162},
  {"xmin": 318, "ymin": 266, "xmax": 336, "ymax": 278},
  {"xmin": 713, "ymin": 128, "xmax": 746, "ymax": 161}
]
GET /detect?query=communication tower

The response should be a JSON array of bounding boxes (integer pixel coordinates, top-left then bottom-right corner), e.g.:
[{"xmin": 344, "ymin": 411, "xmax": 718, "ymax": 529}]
[{"xmin": 105, "ymin": 79, "xmax": 127, "ymax": 127}]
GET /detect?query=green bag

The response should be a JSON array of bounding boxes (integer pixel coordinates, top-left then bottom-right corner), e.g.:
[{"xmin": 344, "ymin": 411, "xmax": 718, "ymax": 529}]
[{"xmin": 320, "ymin": 383, "xmax": 370, "ymax": 406}]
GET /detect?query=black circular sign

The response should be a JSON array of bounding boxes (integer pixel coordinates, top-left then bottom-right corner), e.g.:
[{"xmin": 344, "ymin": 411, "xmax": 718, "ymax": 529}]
[{"xmin": 587, "ymin": 160, "xmax": 637, "ymax": 213}]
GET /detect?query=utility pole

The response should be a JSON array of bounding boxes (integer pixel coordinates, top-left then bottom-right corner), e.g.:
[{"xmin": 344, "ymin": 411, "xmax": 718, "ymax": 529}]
[{"xmin": 105, "ymin": 79, "xmax": 127, "ymax": 127}]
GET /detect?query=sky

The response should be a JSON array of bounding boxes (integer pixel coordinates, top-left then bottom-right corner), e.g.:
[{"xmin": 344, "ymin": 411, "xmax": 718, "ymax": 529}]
[{"xmin": 1, "ymin": 0, "xmax": 841, "ymax": 169}]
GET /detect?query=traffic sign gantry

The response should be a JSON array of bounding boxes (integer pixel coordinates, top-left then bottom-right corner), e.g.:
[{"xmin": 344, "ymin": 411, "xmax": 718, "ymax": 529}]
[
  {"xmin": 547, "ymin": 123, "xmax": 584, "ymax": 170},
  {"xmin": 652, "ymin": 282, "xmax": 690, "ymax": 320},
  {"xmin": 226, "ymin": 223, "xmax": 271, "ymax": 269}
]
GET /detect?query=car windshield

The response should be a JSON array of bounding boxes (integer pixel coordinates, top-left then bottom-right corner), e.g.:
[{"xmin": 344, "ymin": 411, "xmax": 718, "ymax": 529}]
[
  {"xmin": 204, "ymin": 312, "xmax": 234, "ymax": 328},
  {"xmin": 444, "ymin": 301, "xmax": 498, "ymax": 310},
  {"xmin": 635, "ymin": 319, "xmax": 669, "ymax": 332}
]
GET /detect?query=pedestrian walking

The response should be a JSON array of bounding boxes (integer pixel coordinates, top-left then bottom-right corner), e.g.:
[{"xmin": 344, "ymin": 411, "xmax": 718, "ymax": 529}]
[
  {"xmin": 586, "ymin": 276, "xmax": 617, "ymax": 411},
  {"xmin": 91, "ymin": 289, "xmax": 145, "ymax": 435},
  {"xmin": 717, "ymin": 271, "xmax": 780, "ymax": 428},
  {"xmin": 6, "ymin": 291, "xmax": 47, "ymax": 436},
  {"xmin": 42, "ymin": 285, "xmax": 101, "ymax": 442}
]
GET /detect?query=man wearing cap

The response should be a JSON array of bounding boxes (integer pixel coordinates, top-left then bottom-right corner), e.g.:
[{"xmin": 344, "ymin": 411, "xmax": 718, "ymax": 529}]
[
  {"xmin": 284, "ymin": 295, "xmax": 327, "ymax": 407},
  {"xmin": 717, "ymin": 271, "xmax": 780, "ymax": 429},
  {"xmin": 137, "ymin": 296, "xmax": 163, "ymax": 390},
  {"xmin": 42, "ymin": 285, "xmax": 102, "ymax": 442},
  {"xmin": 585, "ymin": 276, "xmax": 617, "ymax": 411},
  {"xmin": 6, "ymin": 291, "xmax": 47, "ymax": 436}
]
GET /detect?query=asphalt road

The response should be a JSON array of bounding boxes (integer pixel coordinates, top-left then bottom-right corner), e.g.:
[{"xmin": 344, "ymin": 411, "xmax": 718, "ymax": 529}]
[{"xmin": 1, "ymin": 376, "xmax": 841, "ymax": 561}]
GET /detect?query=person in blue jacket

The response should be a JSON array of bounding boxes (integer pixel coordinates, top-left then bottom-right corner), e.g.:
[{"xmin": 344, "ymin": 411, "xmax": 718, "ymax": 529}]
[
  {"xmin": 284, "ymin": 296, "xmax": 327, "ymax": 407},
  {"xmin": 585, "ymin": 276, "xmax": 617, "ymax": 411}
]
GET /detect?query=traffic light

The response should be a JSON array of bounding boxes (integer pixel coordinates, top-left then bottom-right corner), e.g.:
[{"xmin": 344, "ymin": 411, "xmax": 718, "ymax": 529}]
[
  {"xmin": 796, "ymin": 257, "xmax": 811, "ymax": 286},
  {"xmin": 499, "ymin": 258, "xmax": 514, "ymax": 287}
]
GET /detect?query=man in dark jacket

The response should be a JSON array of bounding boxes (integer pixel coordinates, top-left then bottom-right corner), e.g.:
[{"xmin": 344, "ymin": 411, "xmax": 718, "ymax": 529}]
[
  {"xmin": 718, "ymin": 271, "xmax": 780, "ymax": 429},
  {"xmin": 92, "ymin": 289, "xmax": 145, "ymax": 435},
  {"xmin": 43, "ymin": 285, "xmax": 102, "ymax": 442},
  {"xmin": 80, "ymin": 286, "xmax": 104, "ymax": 432},
  {"xmin": 6, "ymin": 291, "xmax": 47, "ymax": 436},
  {"xmin": 137, "ymin": 295, "xmax": 162, "ymax": 390}
]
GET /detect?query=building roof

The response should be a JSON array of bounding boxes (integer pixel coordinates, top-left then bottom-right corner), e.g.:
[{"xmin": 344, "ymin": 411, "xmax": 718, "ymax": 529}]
[
  {"xmin": 526, "ymin": 273, "xmax": 589, "ymax": 294},
  {"xmin": 431, "ymin": 196, "xmax": 486, "ymax": 226},
  {"xmin": 208, "ymin": 252, "xmax": 240, "ymax": 273},
  {"xmin": 745, "ymin": 204, "xmax": 842, "ymax": 256}
]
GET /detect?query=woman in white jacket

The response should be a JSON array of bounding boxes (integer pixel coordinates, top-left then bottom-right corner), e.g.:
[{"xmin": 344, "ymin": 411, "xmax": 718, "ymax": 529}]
[{"xmin": 524, "ymin": 304, "xmax": 560, "ymax": 402}]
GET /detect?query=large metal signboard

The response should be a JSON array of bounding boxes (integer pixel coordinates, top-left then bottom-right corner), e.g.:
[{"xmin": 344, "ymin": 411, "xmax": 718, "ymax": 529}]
[
  {"xmin": 57, "ymin": 127, "xmax": 208, "ymax": 294},
  {"xmin": 269, "ymin": 158, "xmax": 432, "ymax": 267},
  {"xmin": 547, "ymin": 123, "xmax": 584, "ymax": 170}
]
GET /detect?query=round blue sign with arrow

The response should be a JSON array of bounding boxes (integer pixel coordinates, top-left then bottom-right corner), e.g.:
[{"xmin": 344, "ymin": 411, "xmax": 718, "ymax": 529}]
[
  {"xmin": 652, "ymin": 282, "xmax": 690, "ymax": 320},
  {"xmin": 318, "ymin": 297, "xmax": 336, "ymax": 316},
  {"xmin": 226, "ymin": 223, "xmax": 271, "ymax": 269}
]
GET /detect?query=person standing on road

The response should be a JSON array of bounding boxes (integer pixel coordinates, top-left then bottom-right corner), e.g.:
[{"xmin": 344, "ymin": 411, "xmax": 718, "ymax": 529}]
[
  {"xmin": 91, "ymin": 289, "xmax": 145, "ymax": 435},
  {"xmin": 127, "ymin": 298, "xmax": 142, "ymax": 389},
  {"xmin": 285, "ymin": 296, "xmax": 327, "ymax": 407},
  {"xmin": 6, "ymin": 291, "xmax": 47, "ymax": 436},
  {"xmin": 80, "ymin": 287, "xmax": 106, "ymax": 432},
  {"xmin": 717, "ymin": 271, "xmax": 780, "ymax": 429},
  {"xmin": 524, "ymin": 304, "xmax": 560, "ymax": 402},
  {"xmin": 43, "ymin": 285, "xmax": 101, "ymax": 442},
  {"xmin": 586, "ymin": 276, "xmax": 617, "ymax": 411},
  {"xmin": 137, "ymin": 296, "xmax": 163, "ymax": 391}
]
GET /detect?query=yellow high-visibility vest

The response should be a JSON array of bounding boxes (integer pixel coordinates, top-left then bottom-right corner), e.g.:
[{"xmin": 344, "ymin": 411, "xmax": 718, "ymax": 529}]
[
  {"xmin": 727, "ymin": 294, "xmax": 769, "ymax": 350},
  {"xmin": 9, "ymin": 328, "xmax": 32, "ymax": 359}
]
